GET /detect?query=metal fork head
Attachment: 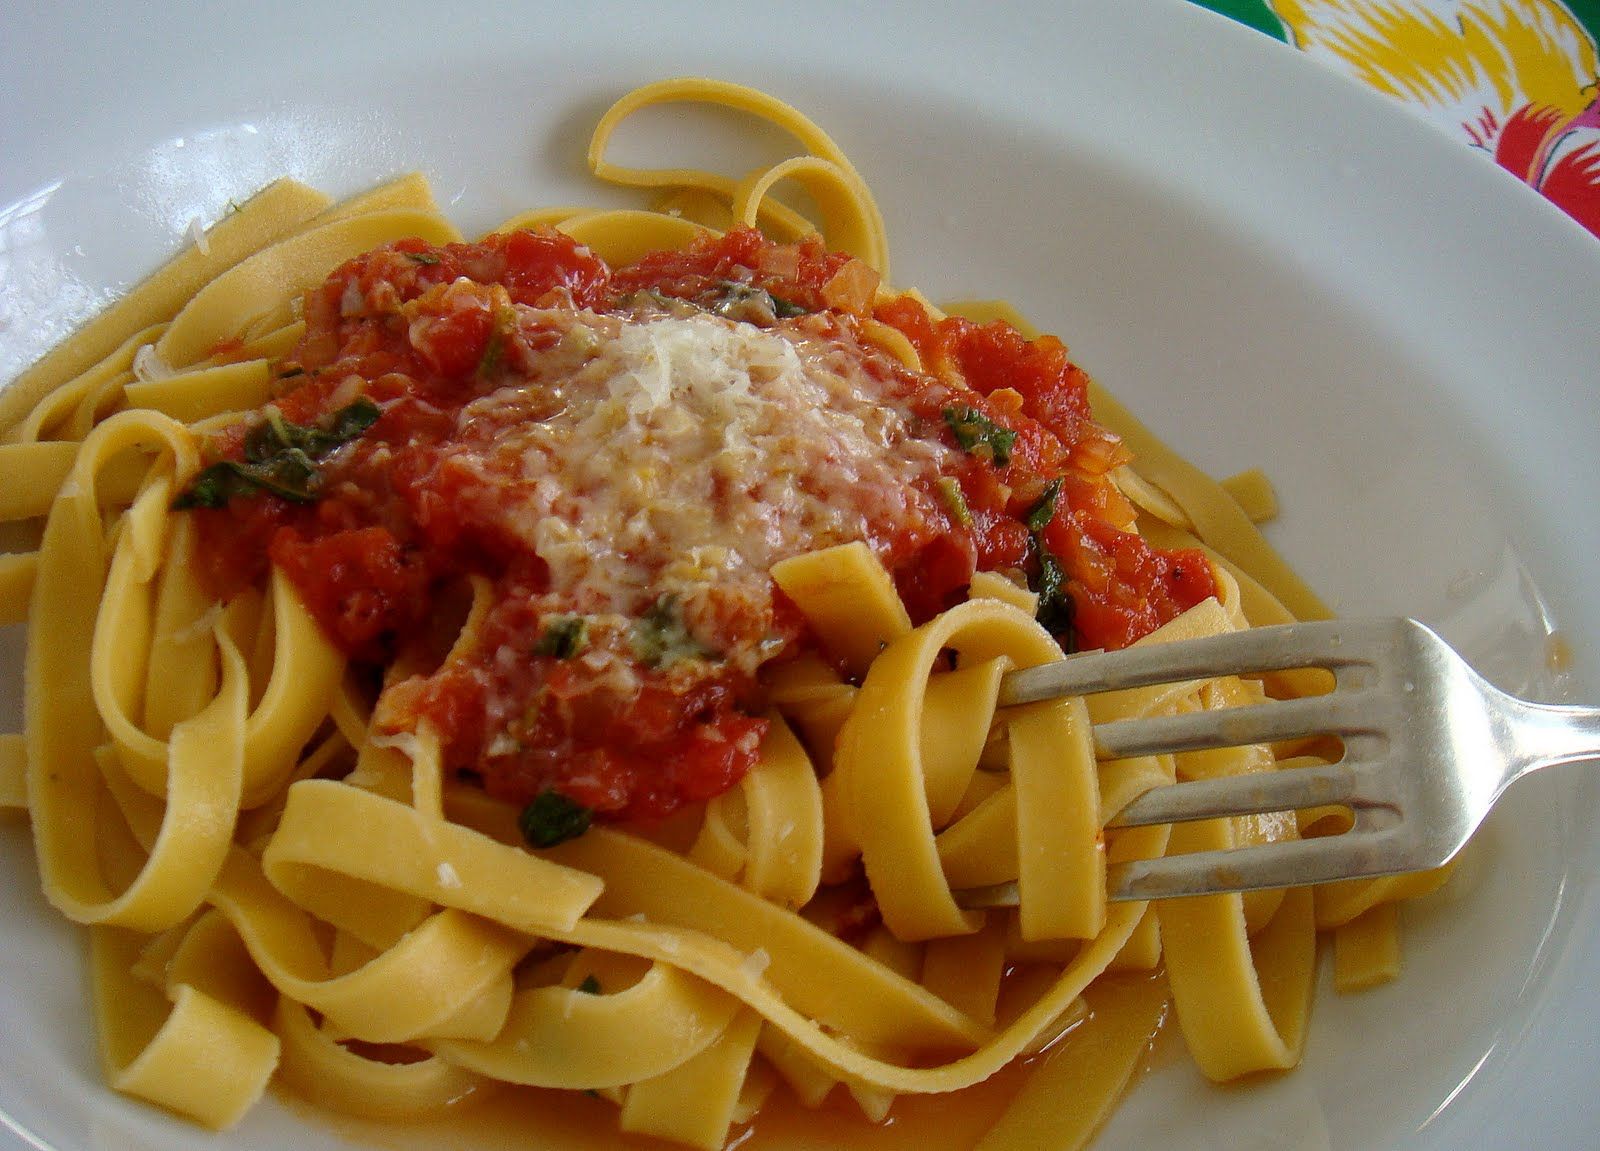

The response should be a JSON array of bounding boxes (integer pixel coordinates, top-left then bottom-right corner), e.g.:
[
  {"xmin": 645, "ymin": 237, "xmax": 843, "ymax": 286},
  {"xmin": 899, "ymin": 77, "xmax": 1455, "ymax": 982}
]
[{"xmin": 971, "ymin": 617, "xmax": 1562, "ymax": 903}]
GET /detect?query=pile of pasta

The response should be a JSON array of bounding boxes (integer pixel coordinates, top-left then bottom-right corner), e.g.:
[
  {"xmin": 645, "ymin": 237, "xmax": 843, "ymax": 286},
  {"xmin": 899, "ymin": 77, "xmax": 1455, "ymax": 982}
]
[{"xmin": 0, "ymin": 79, "xmax": 1452, "ymax": 1150}]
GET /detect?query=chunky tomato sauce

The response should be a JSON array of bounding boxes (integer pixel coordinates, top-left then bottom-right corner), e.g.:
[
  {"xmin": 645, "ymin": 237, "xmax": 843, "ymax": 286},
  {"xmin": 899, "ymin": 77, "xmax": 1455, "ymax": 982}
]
[{"xmin": 187, "ymin": 227, "xmax": 1213, "ymax": 821}]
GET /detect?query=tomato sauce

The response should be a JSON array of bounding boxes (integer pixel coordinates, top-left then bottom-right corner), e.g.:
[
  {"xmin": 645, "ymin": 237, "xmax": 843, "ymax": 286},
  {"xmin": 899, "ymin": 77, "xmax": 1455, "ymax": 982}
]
[{"xmin": 186, "ymin": 226, "xmax": 1214, "ymax": 822}]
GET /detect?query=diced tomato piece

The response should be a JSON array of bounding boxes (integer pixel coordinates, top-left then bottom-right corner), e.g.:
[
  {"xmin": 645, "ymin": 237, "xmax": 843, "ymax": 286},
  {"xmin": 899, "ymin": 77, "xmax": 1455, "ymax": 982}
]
[{"xmin": 267, "ymin": 525, "xmax": 427, "ymax": 661}]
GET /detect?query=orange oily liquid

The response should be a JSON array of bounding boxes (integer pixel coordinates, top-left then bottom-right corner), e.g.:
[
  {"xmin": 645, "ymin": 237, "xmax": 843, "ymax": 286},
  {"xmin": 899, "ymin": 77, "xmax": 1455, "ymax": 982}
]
[{"xmin": 279, "ymin": 1063, "xmax": 1030, "ymax": 1151}]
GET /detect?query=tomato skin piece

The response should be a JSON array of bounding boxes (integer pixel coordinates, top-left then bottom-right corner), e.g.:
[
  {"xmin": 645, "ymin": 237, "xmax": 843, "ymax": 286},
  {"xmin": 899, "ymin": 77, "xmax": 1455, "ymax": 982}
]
[
  {"xmin": 189, "ymin": 499, "xmax": 293, "ymax": 601},
  {"xmin": 267, "ymin": 526, "xmax": 428, "ymax": 662},
  {"xmin": 1042, "ymin": 510, "xmax": 1215, "ymax": 651},
  {"xmin": 494, "ymin": 229, "xmax": 611, "ymax": 306},
  {"xmin": 413, "ymin": 304, "xmax": 494, "ymax": 377}
]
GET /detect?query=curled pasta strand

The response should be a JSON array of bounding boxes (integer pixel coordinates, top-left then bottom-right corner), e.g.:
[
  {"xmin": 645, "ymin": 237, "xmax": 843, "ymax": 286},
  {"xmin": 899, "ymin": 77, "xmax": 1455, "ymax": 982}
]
[
  {"xmin": 588, "ymin": 77, "xmax": 889, "ymax": 275},
  {"xmin": 274, "ymin": 996, "xmax": 493, "ymax": 1120},
  {"xmin": 837, "ymin": 596, "xmax": 1064, "ymax": 942},
  {"xmin": 91, "ymin": 925, "xmax": 280, "ymax": 1130}
]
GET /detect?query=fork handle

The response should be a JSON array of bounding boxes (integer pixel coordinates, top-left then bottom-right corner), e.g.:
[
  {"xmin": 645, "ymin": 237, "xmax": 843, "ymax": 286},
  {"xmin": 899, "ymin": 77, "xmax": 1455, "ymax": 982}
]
[{"xmin": 1508, "ymin": 697, "xmax": 1600, "ymax": 786}]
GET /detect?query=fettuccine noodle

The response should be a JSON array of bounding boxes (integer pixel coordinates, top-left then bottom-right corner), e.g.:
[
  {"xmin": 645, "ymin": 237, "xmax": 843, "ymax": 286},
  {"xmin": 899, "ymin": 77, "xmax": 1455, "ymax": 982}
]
[{"xmin": 0, "ymin": 78, "xmax": 1451, "ymax": 1150}]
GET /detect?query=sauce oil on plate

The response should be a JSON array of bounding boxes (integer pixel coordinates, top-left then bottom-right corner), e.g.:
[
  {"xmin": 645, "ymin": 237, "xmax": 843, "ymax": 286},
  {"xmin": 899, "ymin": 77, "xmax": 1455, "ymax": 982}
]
[
  {"xmin": 279, "ymin": 980, "xmax": 1179, "ymax": 1151},
  {"xmin": 283, "ymin": 1063, "xmax": 1027, "ymax": 1151}
]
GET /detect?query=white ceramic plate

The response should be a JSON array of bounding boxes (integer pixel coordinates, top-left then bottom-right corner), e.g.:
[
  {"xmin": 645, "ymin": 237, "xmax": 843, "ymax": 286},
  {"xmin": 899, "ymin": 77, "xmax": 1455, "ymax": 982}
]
[{"xmin": 4, "ymin": 2, "xmax": 1599, "ymax": 1149}]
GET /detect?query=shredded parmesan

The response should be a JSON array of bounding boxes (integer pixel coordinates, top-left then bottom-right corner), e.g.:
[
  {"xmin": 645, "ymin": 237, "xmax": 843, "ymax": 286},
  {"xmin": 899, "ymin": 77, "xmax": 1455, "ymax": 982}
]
[
  {"xmin": 132, "ymin": 344, "xmax": 172, "ymax": 383},
  {"xmin": 187, "ymin": 215, "xmax": 210, "ymax": 256},
  {"xmin": 169, "ymin": 602, "xmax": 225, "ymax": 645},
  {"xmin": 446, "ymin": 309, "xmax": 960, "ymax": 681},
  {"xmin": 434, "ymin": 861, "xmax": 462, "ymax": 889},
  {"xmin": 739, "ymin": 947, "xmax": 772, "ymax": 983},
  {"xmin": 370, "ymin": 729, "xmax": 425, "ymax": 762}
]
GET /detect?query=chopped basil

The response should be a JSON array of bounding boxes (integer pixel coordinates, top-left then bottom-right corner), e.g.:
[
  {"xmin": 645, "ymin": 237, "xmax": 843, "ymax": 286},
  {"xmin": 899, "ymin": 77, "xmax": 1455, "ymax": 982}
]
[
  {"xmin": 173, "ymin": 397, "xmax": 381, "ymax": 509},
  {"xmin": 630, "ymin": 595, "xmax": 711, "ymax": 668},
  {"xmin": 477, "ymin": 330, "xmax": 505, "ymax": 376},
  {"xmin": 936, "ymin": 476, "xmax": 973, "ymax": 528},
  {"xmin": 477, "ymin": 303, "xmax": 518, "ymax": 377},
  {"xmin": 1023, "ymin": 476, "xmax": 1074, "ymax": 642},
  {"xmin": 518, "ymin": 790, "xmax": 592, "ymax": 848},
  {"xmin": 245, "ymin": 396, "xmax": 380, "ymax": 463},
  {"xmin": 534, "ymin": 615, "xmax": 588, "ymax": 659},
  {"xmin": 404, "ymin": 251, "xmax": 441, "ymax": 265},
  {"xmin": 942, "ymin": 407, "xmax": 1017, "ymax": 468},
  {"xmin": 769, "ymin": 293, "xmax": 808, "ymax": 319},
  {"xmin": 1031, "ymin": 543, "xmax": 1076, "ymax": 641},
  {"xmin": 172, "ymin": 461, "xmax": 286, "ymax": 509},
  {"xmin": 577, "ymin": 975, "xmax": 602, "ymax": 995},
  {"xmin": 1025, "ymin": 478, "xmax": 1063, "ymax": 533}
]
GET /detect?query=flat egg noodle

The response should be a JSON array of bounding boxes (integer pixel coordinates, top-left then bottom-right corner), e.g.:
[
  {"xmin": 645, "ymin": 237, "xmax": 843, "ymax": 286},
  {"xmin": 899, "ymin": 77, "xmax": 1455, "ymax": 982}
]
[
  {"xmin": 25, "ymin": 410, "xmax": 256, "ymax": 932},
  {"xmin": 430, "ymin": 955, "xmax": 743, "ymax": 1090},
  {"xmin": 712, "ymin": 713, "xmax": 825, "ymax": 908},
  {"xmin": 555, "ymin": 209, "xmax": 713, "ymax": 267},
  {"xmin": 273, "ymin": 995, "xmax": 495, "ymax": 1120},
  {"xmin": 0, "ymin": 440, "xmax": 78, "ymax": 518},
  {"xmin": 209, "ymin": 845, "xmax": 532, "ymax": 1045},
  {"xmin": 1333, "ymin": 902, "xmax": 1403, "ymax": 992},
  {"xmin": 985, "ymin": 974, "xmax": 1172, "ymax": 1150},
  {"xmin": 91, "ymin": 925, "xmax": 281, "ymax": 1129},
  {"xmin": 0, "ymin": 734, "xmax": 25, "ymax": 809},
  {"xmin": 586, "ymin": 76, "xmax": 889, "ymax": 275},
  {"xmin": 0, "ymin": 556, "xmax": 36, "ymax": 627},
  {"xmin": 0, "ymin": 179, "xmax": 331, "ymax": 435},
  {"xmin": 771, "ymin": 540, "xmax": 913, "ymax": 679},
  {"xmin": 618, "ymin": 1008, "xmax": 764, "ymax": 1150},
  {"xmin": 122, "ymin": 357, "xmax": 276, "ymax": 424},
  {"xmin": 835, "ymin": 596, "xmax": 1083, "ymax": 941},
  {"xmin": 7, "ymin": 322, "xmax": 168, "ymax": 444}
]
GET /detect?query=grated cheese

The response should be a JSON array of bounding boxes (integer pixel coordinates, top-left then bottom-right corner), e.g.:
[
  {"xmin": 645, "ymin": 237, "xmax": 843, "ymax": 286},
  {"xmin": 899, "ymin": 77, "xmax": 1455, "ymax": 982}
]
[
  {"xmin": 739, "ymin": 947, "xmax": 772, "ymax": 983},
  {"xmin": 444, "ymin": 308, "xmax": 960, "ymax": 679},
  {"xmin": 132, "ymin": 344, "xmax": 173, "ymax": 383},
  {"xmin": 187, "ymin": 215, "xmax": 210, "ymax": 256}
]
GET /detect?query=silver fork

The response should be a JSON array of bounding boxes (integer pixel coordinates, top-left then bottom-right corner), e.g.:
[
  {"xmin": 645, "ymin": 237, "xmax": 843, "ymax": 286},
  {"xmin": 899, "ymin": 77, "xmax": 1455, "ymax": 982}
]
[{"xmin": 955, "ymin": 617, "xmax": 1600, "ymax": 907}]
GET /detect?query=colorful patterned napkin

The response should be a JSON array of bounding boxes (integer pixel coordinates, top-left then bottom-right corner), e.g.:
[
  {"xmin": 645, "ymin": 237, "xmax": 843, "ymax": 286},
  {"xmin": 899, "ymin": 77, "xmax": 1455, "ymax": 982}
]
[{"xmin": 1193, "ymin": 0, "xmax": 1600, "ymax": 237}]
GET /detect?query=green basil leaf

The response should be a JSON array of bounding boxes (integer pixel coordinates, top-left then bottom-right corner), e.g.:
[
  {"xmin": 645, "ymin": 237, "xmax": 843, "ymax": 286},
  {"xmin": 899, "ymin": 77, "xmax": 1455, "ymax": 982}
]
[
  {"xmin": 533, "ymin": 615, "xmax": 588, "ymax": 659},
  {"xmin": 942, "ymin": 407, "xmax": 1017, "ymax": 468},
  {"xmin": 629, "ymin": 595, "xmax": 712, "ymax": 668},
  {"xmin": 1025, "ymin": 478, "xmax": 1063, "ymax": 533},
  {"xmin": 518, "ymin": 790, "xmax": 593, "ymax": 848}
]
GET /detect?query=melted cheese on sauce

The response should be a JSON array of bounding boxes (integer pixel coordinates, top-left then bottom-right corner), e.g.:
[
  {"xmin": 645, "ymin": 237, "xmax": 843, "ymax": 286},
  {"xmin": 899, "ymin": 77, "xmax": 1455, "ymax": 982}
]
[{"xmin": 442, "ymin": 307, "xmax": 961, "ymax": 677}]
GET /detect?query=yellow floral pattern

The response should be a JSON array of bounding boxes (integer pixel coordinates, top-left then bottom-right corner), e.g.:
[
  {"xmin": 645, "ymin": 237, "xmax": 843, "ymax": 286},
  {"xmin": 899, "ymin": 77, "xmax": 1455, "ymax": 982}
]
[{"xmin": 1207, "ymin": 0, "xmax": 1600, "ymax": 234}]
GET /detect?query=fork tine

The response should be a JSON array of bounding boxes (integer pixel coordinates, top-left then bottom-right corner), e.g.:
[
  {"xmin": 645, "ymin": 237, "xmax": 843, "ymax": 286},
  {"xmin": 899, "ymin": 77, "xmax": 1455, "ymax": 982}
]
[
  {"xmin": 951, "ymin": 830, "xmax": 1403, "ymax": 909},
  {"xmin": 1107, "ymin": 761, "xmax": 1359, "ymax": 827},
  {"xmin": 1092, "ymin": 692, "xmax": 1382, "ymax": 759},
  {"xmin": 997, "ymin": 619, "xmax": 1382, "ymax": 707},
  {"xmin": 1106, "ymin": 832, "xmax": 1412, "ymax": 901}
]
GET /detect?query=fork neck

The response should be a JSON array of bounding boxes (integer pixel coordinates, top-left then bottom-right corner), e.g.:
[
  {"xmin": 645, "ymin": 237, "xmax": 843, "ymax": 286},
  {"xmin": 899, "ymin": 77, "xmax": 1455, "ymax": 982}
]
[{"xmin": 1508, "ymin": 698, "xmax": 1600, "ymax": 783}]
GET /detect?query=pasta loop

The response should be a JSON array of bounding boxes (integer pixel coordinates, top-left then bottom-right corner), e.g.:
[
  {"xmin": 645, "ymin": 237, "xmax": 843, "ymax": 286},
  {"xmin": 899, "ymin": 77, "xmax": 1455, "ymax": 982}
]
[{"xmin": 588, "ymin": 77, "xmax": 889, "ymax": 275}]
